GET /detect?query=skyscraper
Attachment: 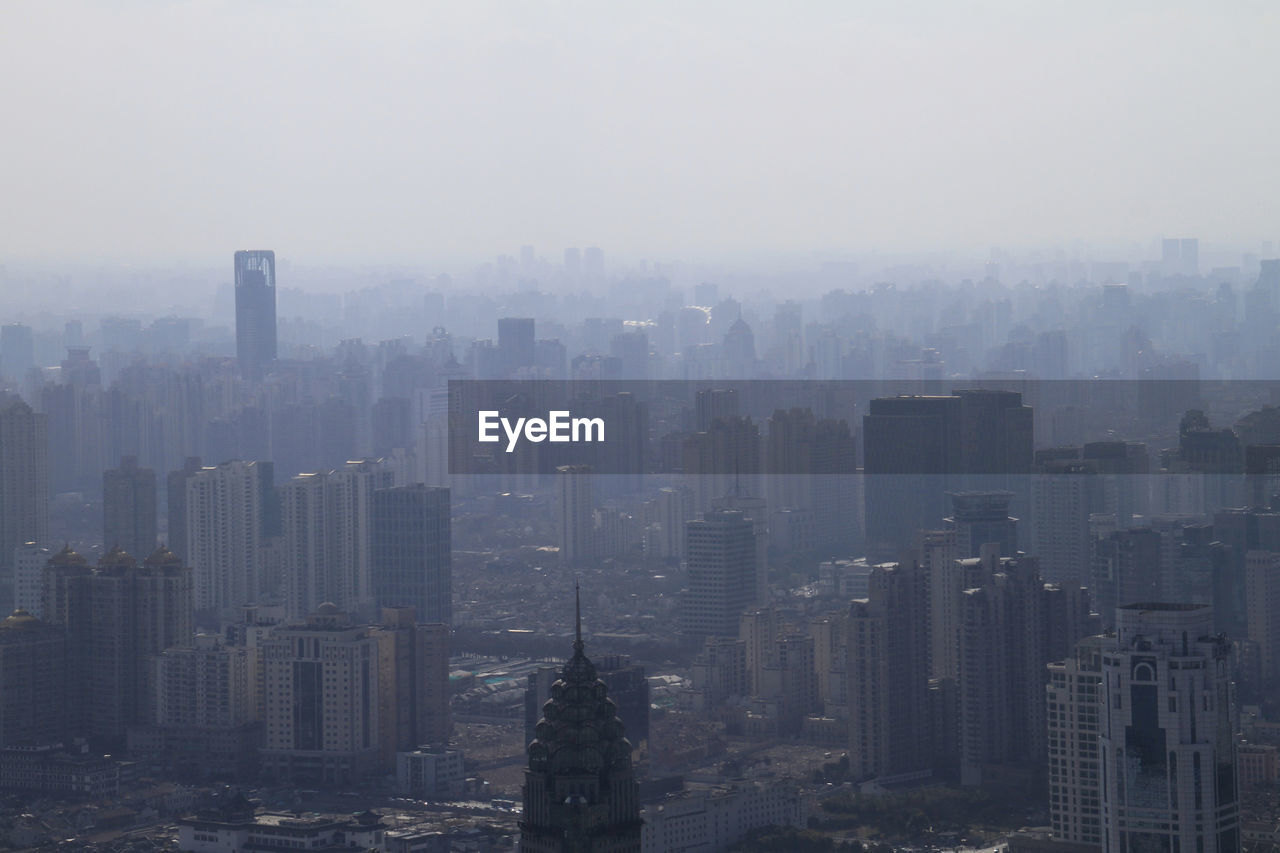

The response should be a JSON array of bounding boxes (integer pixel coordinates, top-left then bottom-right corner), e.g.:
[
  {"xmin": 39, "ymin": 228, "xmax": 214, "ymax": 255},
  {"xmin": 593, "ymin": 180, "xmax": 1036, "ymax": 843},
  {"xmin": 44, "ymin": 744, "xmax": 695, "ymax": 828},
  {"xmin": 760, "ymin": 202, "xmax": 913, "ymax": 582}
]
[
  {"xmin": 957, "ymin": 549, "xmax": 1050, "ymax": 786},
  {"xmin": 1046, "ymin": 635, "xmax": 1104, "ymax": 847},
  {"xmin": 1091, "ymin": 527, "xmax": 1163, "ymax": 629},
  {"xmin": 863, "ymin": 395, "xmax": 961, "ymax": 556},
  {"xmin": 0, "ymin": 608, "xmax": 68, "ymax": 748},
  {"xmin": 280, "ymin": 460, "xmax": 396, "ymax": 621},
  {"xmin": 945, "ymin": 491, "xmax": 1017, "ymax": 559},
  {"xmin": 371, "ymin": 485, "xmax": 451, "ymax": 625},
  {"xmin": 145, "ymin": 633, "xmax": 261, "ymax": 778},
  {"xmin": 846, "ymin": 561, "xmax": 930, "ymax": 781},
  {"xmin": 520, "ymin": 589, "xmax": 641, "ymax": 852},
  {"xmin": 557, "ymin": 465, "xmax": 597, "ymax": 568},
  {"xmin": 374, "ymin": 606, "xmax": 451, "ymax": 761},
  {"xmin": 0, "ymin": 400, "xmax": 48, "ymax": 613},
  {"xmin": 681, "ymin": 510, "xmax": 758, "ymax": 638},
  {"xmin": 863, "ymin": 390, "xmax": 1031, "ymax": 558},
  {"xmin": 234, "ymin": 249, "xmax": 277, "ymax": 377},
  {"xmin": 260, "ymin": 604, "xmax": 382, "ymax": 784},
  {"xmin": 166, "ymin": 456, "xmax": 202, "ymax": 565},
  {"xmin": 44, "ymin": 545, "xmax": 193, "ymax": 749},
  {"xmin": 1246, "ymin": 550, "xmax": 1280, "ymax": 685},
  {"xmin": 185, "ymin": 460, "xmax": 272, "ymax": 617},
  {"xmin": 0, "ymin": 324, "xmax": 34, "ymax": 380},
  {"xmin": 1100, "ymin": 603, "xmax": 1239, "ymax": 853},
  {"xmin": 103, "ymin": 455, "xmax": 157, "ymax": 560},
  {"xmin": 498, "ymin": 317, "xmax": 536, "ymax": 378}
]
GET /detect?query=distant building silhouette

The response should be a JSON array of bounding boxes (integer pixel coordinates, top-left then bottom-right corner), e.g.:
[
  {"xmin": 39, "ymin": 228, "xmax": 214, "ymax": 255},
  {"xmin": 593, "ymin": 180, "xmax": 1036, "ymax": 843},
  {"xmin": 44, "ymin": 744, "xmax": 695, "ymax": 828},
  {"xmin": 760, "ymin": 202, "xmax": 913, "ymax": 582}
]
[
  {"xmin": 0, "ymin": 400, "xmax": 47, "ymax": 613},
  {"xmin": 234, "ymin": 249, "xmax": 277, "ymax": 377},
  {"xmin": 103, "ymin": 455, "xmax": 157, "ymax": 561}
]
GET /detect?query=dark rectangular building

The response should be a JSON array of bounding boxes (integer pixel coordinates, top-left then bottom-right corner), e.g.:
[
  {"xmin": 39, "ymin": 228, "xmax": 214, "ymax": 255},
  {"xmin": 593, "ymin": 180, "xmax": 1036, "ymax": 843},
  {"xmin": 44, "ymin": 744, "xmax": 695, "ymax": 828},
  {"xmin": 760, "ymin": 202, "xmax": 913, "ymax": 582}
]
[{"xmin": 372, "ymin": 486, "xmax": 452, "ymax": 625}]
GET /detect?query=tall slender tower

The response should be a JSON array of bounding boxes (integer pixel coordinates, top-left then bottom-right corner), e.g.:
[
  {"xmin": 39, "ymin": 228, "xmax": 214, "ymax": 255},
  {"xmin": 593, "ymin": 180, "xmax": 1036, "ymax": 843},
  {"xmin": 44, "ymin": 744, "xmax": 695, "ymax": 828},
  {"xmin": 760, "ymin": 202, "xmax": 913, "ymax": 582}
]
[
  {"xmin": 1046, "ymin": 634, "xmax": 1105, "ymax": 847},
  {"xmin": 234, "ymin": 250, "xmax": 277, "ymax": 377},
  {"xmin": 557, "ymin": 465, "xmax": 597, "ymax": 569},
  {"xmin": 186, "ymin": 460, "xmax": 271, "ymax": 617},
  {"xmin": 0, "ymin": 400, "xmax": 48, "ymax": 613},
  {"xmin": 520, "ymin": 585, "xmax": 641, "ymax": 852}
]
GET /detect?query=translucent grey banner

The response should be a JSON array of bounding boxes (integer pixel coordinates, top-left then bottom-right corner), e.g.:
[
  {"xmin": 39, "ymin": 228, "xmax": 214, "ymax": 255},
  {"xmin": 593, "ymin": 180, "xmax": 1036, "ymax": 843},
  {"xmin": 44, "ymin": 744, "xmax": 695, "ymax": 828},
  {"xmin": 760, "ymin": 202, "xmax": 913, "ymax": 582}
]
[{"xmin": 445, "ymin": 379, "xmax": 1280, "ymax": 477}]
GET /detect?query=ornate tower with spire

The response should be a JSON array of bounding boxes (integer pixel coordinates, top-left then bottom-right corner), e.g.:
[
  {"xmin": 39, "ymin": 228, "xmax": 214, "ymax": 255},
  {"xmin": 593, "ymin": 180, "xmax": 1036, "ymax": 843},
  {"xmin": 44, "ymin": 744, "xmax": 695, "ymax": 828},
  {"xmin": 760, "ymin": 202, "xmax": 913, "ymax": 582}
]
[{"xmin": 520, "ymin": 584, "xmax": 641, "ymax": 852}]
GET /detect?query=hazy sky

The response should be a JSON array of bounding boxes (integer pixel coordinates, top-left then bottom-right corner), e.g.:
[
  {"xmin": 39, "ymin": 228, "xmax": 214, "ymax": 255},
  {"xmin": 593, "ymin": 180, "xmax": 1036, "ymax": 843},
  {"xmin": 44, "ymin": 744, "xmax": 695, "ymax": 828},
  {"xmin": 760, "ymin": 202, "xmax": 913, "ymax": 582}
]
[{"xmin": 2, "ymin": 1, "xmax": 1278, "ymax": 265}]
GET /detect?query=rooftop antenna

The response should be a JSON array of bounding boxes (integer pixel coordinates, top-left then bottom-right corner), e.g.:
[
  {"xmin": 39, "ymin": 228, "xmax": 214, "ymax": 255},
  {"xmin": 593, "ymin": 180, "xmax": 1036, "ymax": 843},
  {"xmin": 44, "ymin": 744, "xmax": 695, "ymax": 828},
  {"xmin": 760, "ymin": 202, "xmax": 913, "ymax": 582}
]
[{"xmin": 574, "ymin": 577, "xmax": 583, "ymax": 652}]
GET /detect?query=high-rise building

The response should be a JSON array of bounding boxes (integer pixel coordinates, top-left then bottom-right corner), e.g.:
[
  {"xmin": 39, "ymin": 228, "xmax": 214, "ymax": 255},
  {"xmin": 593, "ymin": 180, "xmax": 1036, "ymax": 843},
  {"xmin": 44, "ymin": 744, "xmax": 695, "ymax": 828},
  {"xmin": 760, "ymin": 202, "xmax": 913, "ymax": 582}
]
[
  {"xmin": 957, "ymin": 549, "xmax": 1049, "ymax": 785},
  {"xmin": 233, "ymin": 249, "xmax": 277, "ymax": 377},
  {"xmin": 644, "ymin": 486, "xmax": 690, "ymax": 562},
  {"xmin": 0, "ymin": 400, "xmax": 48, "ymax": 613},
  {"xmin": 44, "ymin": 545, "xmax": 193, "ymax": 749},
  {"xmin": 689, "ymin": 637, "xmax": 747, "ymax": 711},
  {"xmin": 557, "ymin": 465, "xmax": 597, "ymax": 568},
  {"xmin": 682, "ymin": 415, "xmax": 761, "ymax": 519},
  {"xmin": 498, "ymin": 317, "xmax": 536, "ymax": 378},
  {"xmin": 681, "ymin": 510, "xmax": 758, "ymax": 638},
  {"xmin": 945, "ymin": 491, "xmax": 1017, "ymax": 559},
  {"xmin": 846, "ymin": 561, "xmax": 930, "ymax": 781},
  {"xmin": 166, "ymin": 456, "xmax": 202, "ymax": 565},
  {"xmin": 280, "ymin": 460, "xmax": 396, "ymax": 620},
  {"xmin": 1046, "ymin": 635, "xmax": 1105, "ymax": 847},
  {"xmin": 1246, "ymin": 550, "xmax": 1280, "ymax": 686},
  {"xmin": 1091, "ymin": 528, "xmax": 1163, "ymax": 629},
  {"xmin": 152, "ymin": 632, "xmax": 258, "ymax": 731},
  {"xmin": 185, "ymin": 460, "xmax": 272, "ymax": 617},
  {"xmin": 0, "ymin": 608, "xmax": 68, "ymax": 748},
  {"xmin": 764, "ymin": 408, "xmax": 858, "ymax": 553},
  {"xmin": 863, "ymin": 391, "xmax": 1031, "ymax": 558},
  {"xmin": 103, "ymin": 455, "xmax": 157, "ymax": 560},
  {"xmin": 712, "ymin": 490, "xmax": 769, "ymax": 605},
  {"xmin": 863, "ymin": 395, "xmax": 961, "ymax": 556},
  {"xmin": 520, "ymin": 590, "xmax": 641, "ymax": 853},
  {"xmin": 1032, "ymin": 455, "xmax": 1096, "ymax": 586},
  {"xmin": 12, "ymin": 542, "xmax": 49, "ymax": 618},
  {"xmin": 260, "ymin": 604, "xmax": 382, "ymax": 784},
  {"xmin": 374, "ymin": 606, "xmax": 450, "ymax": 762},
  {"xmin": 0, "ymin": 324, "xmax": 33, "ymax": 380},
  {"xmin": 371, "ymin": 485, "xmax": 451, "ymax": 625},
  {"xmin": 917, "ymin": 529, "xmax": 960, "ymax": 680},
  {"xmin": 738, "ymin": 607, "xmax": 776, "ymax": 696},
  {"xmin": 1100, "ymin": 603, "xmax": 1239, "ymax": 853},
  {"xmin": 138, "ymin": 632, "xmax": 261, "ymax": 778}
]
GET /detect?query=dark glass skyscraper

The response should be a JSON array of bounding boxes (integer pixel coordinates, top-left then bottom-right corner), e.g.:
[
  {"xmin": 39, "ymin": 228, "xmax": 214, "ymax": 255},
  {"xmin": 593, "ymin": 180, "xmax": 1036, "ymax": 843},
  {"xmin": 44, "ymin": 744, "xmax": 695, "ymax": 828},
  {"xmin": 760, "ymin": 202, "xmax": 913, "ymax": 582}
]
[
  {"xmin": 371, "ymin": 485, "xmax": 452, "ymax": 625},
  {"xmin": 234, "ymin": 249, "xmax": 277, "ymax": 377}
]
